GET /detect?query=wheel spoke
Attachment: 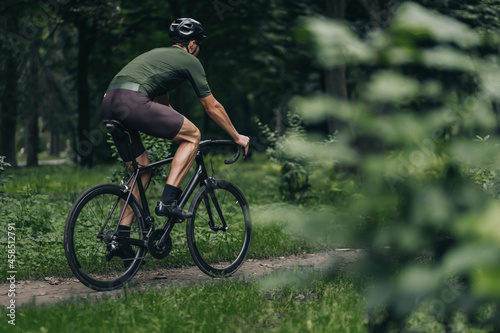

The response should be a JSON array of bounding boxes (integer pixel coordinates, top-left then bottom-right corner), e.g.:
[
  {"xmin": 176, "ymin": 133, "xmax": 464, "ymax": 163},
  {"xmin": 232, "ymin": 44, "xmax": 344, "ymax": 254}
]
[
  {"xmin": 187, "ymin": 180, "xmax": 251, "ymax": 277},
  {"xmin": 65, "ymin": 184, "xmax": 145, "ymax": 291}
]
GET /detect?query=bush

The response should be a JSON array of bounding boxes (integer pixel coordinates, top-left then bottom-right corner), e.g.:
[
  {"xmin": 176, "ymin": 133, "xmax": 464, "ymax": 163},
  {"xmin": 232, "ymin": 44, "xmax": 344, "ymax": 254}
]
[
  {"xmin": 0, "ymin": 186, "xmax": 67, "ymax": 278},
  {"xmin": 261, "ymin": 2, "xmax": 500, "ymax": 331},
  {"xmin": 256, "ymin": 112, "xmax": 312, "ymax": 204},
  {"xmin": 0, "ymin": 156, "xmax": 11, "ymax": 197},
  {"xmin": 462, "ymin": 135, "xmax": 500, "ymax": 198}
]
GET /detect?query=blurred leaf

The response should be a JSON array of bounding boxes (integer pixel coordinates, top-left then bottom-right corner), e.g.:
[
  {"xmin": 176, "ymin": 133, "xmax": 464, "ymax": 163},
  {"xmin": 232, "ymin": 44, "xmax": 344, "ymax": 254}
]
[
  {"xmin": 421, "ymin": 46, "xmax": 475, "ymax": 71},
  {"xmin": 450, "ymin": 95, "xmax": 496, "ymax": 130},
  {"xmin": 363, "ymin": 71, "xmax": 420, "ymax": 103},
  {"xmin": 392, "ymin": 2, "xmax": 480, "ymax": 48},
  {"xmin": 306, "ymin": 17, "xmax": 373, "ymax": 67},
  {"xmin": 384, "ymin": 46, "xmax": 419, "ymax": 65},
  {"xmin": 449, "ymin": 139, "xmax": 500, "ymax": 169},
  {"xmin": 398, "ymin": 265, "xmax": 442, "ymax": 295},
  {"xmin": 443, "ymin": 243, "xmax": 500, "ymax": 273},
  {"xmin": 291, "ymin": 95, "xmax": 365, "ymax": 125},
  {"xmin": 369, "ymin": 107, "xmax": 456, "ymax": 145},
  {"xmin": 280, "ymin": 134, "xmax": 357, "ymax": 165},
  {"xmin": 253, "ymin": 203, "xmax": 351, "ymax": 245},
  {"xmin": 472, "ymin": 266, "xmax": 500, "ymax": 297},
  {"xmin": 475, "ymin": 61, "xmax": 500, "ymax": 100},
  {"xmin": 460, "ymin": 202, "xmax": 500, "ymax": 243},
  {"xmin": 411, "ymin": 188, "xmax": 452, "ymax": 228}
]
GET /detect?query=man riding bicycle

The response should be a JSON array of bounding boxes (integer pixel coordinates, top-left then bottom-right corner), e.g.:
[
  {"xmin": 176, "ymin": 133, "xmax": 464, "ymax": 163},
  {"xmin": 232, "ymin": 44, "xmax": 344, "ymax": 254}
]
[{"xmin": 102, "ymin": 18, "xmax": 250, "ymax": 256}]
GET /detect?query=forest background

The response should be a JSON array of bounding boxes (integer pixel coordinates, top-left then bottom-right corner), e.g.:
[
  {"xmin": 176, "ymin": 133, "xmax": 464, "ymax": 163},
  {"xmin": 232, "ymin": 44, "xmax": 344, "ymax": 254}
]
[
  {"xmin": 3, "ymin": 0, "xmax": 490, "ymax": 167},
  {"xmin": 4, "ymin": 0, "xmax": 500, "ymax": 332}
]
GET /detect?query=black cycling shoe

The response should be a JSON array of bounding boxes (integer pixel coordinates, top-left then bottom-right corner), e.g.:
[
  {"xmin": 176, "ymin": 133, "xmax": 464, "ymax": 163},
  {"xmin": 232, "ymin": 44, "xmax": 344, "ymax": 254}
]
[
  {"xmin": 105, "ymin": 225, "xmax": 144, "ymax": 268},
  {"xmin": 105, "ymin": 244, "xmax": 137, "ymax": 268},
  {"xmin": 155, "ymin": 201, "xmax": 193, "ymax": 220},
  {"xmin": 156, "ymin": 185, "xmax": 193, "ymax": 220}
]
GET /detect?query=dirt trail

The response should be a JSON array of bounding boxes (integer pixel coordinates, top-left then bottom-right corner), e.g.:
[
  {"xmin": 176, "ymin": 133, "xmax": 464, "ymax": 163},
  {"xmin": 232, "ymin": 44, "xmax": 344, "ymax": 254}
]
[{"xmin": 1, "ymin": 249, "xmax": 365, "ymax": 307}]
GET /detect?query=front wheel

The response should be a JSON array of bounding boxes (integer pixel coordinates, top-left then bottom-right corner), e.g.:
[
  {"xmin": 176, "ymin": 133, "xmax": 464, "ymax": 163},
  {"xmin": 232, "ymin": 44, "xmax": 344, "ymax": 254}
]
[
  {"xmin": 64, "ymin": 183, "xmax": 147, "ymax": 291},
  {"xmin": 187, "ymin": 179, "xmax": 252, "ymax": 277}
]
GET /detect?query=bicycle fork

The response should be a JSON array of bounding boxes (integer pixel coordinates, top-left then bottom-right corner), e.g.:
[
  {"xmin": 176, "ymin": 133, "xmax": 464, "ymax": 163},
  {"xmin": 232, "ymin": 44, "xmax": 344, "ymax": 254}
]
[{"xmin": 204, "ymin": 179, "xmax": 228, "ymax": 232}]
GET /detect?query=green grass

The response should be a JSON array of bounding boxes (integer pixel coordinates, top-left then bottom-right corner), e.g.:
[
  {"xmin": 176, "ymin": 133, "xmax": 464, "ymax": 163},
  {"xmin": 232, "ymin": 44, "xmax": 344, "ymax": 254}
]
[
  {"xmin": 0, "ymin": 153, "xmax": 328, "ymax": 280},
  {"xmin": 0, "ymin": 276, "xmax": 367, "ymax": 333},
  {"xmin": 0, "ymin": 153, "xmax": 365, "ymax": 332},
  {"xmin": 0, "ymin": 154, "xmax": 495, "ymax": 332},
  {"xmin": 3, "ymin": 163, "xmax": 116, "ymax": 202}
]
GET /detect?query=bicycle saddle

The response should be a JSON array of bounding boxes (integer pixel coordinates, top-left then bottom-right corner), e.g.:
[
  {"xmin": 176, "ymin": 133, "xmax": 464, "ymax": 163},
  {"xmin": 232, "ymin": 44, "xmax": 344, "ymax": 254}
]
[{"xmin": 104, "ymin": 119, "xmax": 128, "ymax": 139}]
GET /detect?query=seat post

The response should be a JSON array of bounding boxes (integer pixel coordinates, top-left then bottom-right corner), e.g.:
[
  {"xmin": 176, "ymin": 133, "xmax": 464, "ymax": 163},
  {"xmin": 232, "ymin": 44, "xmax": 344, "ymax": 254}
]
[{"xmin": 125, "ymin": 132, "xmax": 139, "ymax": 172}]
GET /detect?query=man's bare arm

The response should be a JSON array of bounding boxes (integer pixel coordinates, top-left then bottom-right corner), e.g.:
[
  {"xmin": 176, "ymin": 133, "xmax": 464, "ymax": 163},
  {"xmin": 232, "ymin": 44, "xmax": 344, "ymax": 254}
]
[{"xmin": 199, "ymin": 94, "xmax": 250, "ymax": 154}]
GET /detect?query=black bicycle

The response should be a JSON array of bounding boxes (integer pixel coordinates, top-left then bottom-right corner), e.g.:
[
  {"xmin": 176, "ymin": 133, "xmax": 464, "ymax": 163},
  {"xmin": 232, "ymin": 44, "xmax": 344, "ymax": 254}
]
[{"xmin": 64, "ymin": 120, "xmax": 252, "ymax": 291}]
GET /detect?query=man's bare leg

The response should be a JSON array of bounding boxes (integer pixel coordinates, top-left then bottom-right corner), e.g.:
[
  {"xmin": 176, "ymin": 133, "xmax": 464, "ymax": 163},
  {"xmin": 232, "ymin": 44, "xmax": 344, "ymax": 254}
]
[
  {"xmin": 156, "ymin": 118, "xmax": 200, "ymax": 219},
  {"xmin": 111, "ymin": 151, "xmax": 151, "ymax": 265},
  {"xmin": 119, "ymin": 150, "xmax": 151, "ymax": 227},
  {"xmin": 167, "ymin": 117, "xmax": 201, "ymax": 187}
]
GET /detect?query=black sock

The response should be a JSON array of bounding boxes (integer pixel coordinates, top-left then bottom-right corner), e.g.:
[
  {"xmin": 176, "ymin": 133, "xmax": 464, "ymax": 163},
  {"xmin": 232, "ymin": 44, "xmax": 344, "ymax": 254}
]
[
  {"xmin": 118, "ymin": 225, "xmax": 131, "ymax": 238},
  {"xmin": 160, "ymin": 184, "xmax": 181, "ymax": 204}
]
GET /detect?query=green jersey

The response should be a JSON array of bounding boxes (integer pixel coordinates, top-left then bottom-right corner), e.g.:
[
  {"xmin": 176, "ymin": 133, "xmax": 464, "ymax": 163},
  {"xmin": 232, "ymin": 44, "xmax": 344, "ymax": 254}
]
[{"xmin": 110, "ymin": 46, "xmax": 212, "ymax": 99}]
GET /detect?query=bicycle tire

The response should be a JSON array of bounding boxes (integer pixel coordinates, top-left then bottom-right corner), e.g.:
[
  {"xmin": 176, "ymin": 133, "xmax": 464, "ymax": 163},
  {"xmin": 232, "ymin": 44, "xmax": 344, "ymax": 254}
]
[
  {"xmin": 64, "ymin": 183, "xmax": 147, "ymax": 291},
  {"xmin": 186, "ymin": 179, "xmax": 252, "ymax": 277}
]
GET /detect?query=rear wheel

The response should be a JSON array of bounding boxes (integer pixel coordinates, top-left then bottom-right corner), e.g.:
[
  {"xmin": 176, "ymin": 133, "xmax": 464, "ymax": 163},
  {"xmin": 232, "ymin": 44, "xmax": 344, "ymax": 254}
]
[
  {"xmin": 187, "ymin": 179, "xmax": 252, "ymax": 277},
  {"xmin": 64, "ymin": 184, "xmax": 146, "ymax": 291}
]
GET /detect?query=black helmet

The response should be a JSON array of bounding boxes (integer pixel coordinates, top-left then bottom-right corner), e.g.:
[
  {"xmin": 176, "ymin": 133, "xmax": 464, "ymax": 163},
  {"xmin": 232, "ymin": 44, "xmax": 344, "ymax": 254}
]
[{"xmin": 169, "ymin": 18, "xmax": 206, "ymax": 43}]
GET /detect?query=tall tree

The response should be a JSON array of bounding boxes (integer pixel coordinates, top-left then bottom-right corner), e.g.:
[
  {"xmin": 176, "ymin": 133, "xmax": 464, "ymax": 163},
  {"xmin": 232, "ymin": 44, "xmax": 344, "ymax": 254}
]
[
  {"xmin": 325, "ymin": 1, "xmax": 348, "ymax": 133},
  {"xmin": 75, "ymin": 16, "xmax": 96, "ymax": 167},
  {"xmin": 0, "ymin": 4, "xmax": 22, "ymax": 168},
  {"xmin": 24, "ymin": 41, "xmax": 40, "ymax": 167},
  {"xmin": 61, "ymin": 1, "xmax": 120, "ymax": 167},
  {"xmin": 0, "ymin": 47, "xmax": 19, "ymax": 168}
]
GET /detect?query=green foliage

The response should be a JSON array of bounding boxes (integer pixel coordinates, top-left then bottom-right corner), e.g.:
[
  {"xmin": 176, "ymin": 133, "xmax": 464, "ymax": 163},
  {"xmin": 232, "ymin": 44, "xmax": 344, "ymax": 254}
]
[
  {"xmin": 255, "ymin": 2, "xmax": 500, "ymax": 330},
  {"xmin": 0, "ymin": 156, "xmax": 10, "ymax": 197},
  {"xmin": 256, "ymin": 112, "xmax": 312, "ymax": 204},
  {"xmin": 0, "ymin": 186, "xmax": 68, "ymax": 278},
  {"xmin": 415, "ymin": 0, "xmax": 500, "ymax": 33},
  {"xmin": 461, "ymin": 135, "xmax": 500, "ymax": 198}
]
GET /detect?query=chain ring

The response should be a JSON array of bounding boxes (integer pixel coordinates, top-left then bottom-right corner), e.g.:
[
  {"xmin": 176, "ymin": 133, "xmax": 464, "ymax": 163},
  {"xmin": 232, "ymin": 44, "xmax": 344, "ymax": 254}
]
[{"xmin": 147, "ymin": 229, "xmax": 172, "ymax": 259}]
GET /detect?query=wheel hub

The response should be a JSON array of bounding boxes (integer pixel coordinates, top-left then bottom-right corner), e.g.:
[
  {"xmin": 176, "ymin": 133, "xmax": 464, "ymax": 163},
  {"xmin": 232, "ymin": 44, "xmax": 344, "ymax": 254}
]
[{"xmin": 103, "ymin": 230, "xmax": 116, "ymax": 244}]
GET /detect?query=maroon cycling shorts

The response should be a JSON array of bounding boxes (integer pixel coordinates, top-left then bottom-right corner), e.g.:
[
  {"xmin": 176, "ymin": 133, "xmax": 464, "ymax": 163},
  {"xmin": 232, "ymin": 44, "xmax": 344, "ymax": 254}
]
[{"xmin": 102, "ymin": 89, "xmax": 184, "ymax": 162}]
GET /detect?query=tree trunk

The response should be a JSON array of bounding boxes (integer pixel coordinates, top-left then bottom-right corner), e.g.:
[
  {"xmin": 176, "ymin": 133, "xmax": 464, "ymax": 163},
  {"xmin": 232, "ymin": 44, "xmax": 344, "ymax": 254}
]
[
  {"xmin": 50, "ymin": 130, "xmax": 60, "ymax": 156},
  {"xmin": 1, "ymin": 45, "xmax": 19, "ymax": 168},
  {"xmin": 24, "ymin": 110, "xmax": 39, "ymax": 167},
  {"xmin": 324, "ymin": 0, "xmax": 348, "ymax": 134},
  {"xmin": 0, "ymin": 15, "xmax": 21, "ymax": 168},
  {"xmin": 25, "ymin": 44, "xmax": 40, "ymax": 167},
  {"xmin": 76, "ymin": 20, "xmax": 95, "ymax": 167}
]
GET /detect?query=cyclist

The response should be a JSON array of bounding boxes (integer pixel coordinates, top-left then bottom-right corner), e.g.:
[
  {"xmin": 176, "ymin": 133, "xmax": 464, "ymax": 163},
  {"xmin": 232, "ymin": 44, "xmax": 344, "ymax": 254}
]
[{"xmin": 102, "ymin": 18, "xmax": 250, "ymax": 252}]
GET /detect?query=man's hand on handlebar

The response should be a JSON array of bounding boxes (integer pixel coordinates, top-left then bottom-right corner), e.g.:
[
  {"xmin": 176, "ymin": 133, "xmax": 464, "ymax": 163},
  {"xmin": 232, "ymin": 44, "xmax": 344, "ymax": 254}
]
[{"xmin": 234, "ymin": 135, "xmax": 250, "ymax": 156}]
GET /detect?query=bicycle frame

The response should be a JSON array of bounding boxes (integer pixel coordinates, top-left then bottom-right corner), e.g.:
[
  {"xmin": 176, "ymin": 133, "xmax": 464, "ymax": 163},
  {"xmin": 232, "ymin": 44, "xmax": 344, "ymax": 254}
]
[
  {"xmin": 104, "ymin": 118, "xmax": 241, "ymax": 250},
  {"xmin": 117, "ymin": 139, "xmax": 240, "ymax": 249},
  {"xmin": 133, "ymin": 150, "xmax": 207, "ymax": 243}
]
